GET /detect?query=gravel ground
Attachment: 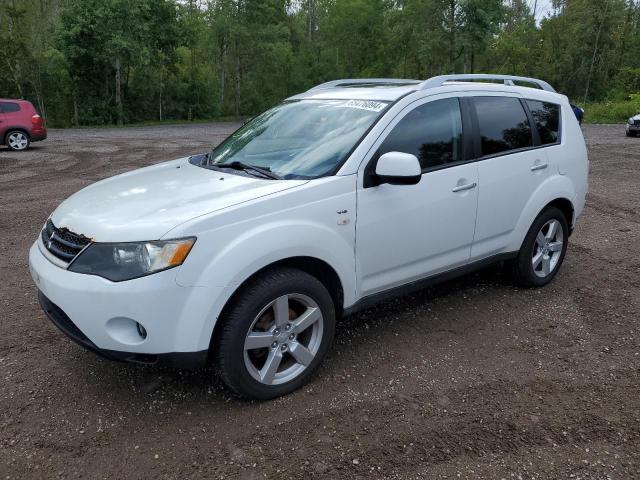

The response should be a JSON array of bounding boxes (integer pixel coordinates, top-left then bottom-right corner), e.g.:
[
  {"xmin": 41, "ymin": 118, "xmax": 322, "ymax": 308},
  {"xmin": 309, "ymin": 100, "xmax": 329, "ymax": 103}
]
[{"xmin": 0, "ymin": 123, "xmax": 639, "ymax": 479}]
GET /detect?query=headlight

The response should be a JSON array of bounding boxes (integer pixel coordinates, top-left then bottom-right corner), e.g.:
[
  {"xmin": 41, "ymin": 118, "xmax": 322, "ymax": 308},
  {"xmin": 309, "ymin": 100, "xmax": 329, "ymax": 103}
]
[{"xmin": 69, "ymin": 238, "xmax": 196, "ymax": 281}]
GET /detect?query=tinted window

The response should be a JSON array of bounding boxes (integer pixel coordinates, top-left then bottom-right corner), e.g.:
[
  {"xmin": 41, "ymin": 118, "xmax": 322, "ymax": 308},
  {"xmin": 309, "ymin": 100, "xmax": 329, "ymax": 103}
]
[
  {"xmin": 474, "ymin": 97, "xmax": 533, "ymax": 156},
  {"xmin": 526, "ymin": 100, "xmax": 560, "ymax": 145},
  {"xmin": 378, "ymin": 97, "xmax": 463, "ymax": 169},
  {"xmin": 0, "ymin": 102, "xmax": 20, "ymax": 113}
]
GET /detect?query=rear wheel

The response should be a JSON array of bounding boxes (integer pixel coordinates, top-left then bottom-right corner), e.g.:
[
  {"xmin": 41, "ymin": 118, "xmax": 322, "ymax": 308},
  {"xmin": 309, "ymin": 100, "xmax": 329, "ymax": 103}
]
[
  {"xmin": 5, "ymin": 130, "xmax": 30, "ymax": 151},
  {"xmin": 216, "ymin": 267, "xmax": 336, "ymax": 400},
  {"xmin": 512, "ymin": 207, "xmax": 569, "ymax": 287}
]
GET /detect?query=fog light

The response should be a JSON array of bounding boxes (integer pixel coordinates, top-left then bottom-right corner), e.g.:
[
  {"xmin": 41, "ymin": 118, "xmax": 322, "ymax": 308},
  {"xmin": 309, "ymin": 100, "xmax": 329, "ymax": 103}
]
[
  {"xmin": 106, "ymin": 317, "xmax": 147, "ymax": 345},
  {"xmin": 136, "ymin": 322, "xmax": 147, "ymax": 339}
]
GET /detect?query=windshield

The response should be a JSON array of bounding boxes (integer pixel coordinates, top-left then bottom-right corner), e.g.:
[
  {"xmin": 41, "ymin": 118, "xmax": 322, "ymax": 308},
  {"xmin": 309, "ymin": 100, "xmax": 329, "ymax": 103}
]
[{"xmin": 207, "ymin": 99, "xmax": 389, "ymax": 179}]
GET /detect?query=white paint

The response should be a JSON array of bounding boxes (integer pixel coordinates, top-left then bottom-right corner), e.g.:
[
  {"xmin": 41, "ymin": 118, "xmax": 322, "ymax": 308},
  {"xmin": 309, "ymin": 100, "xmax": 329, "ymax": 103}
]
[{"xmin": 29, "ymin": 80, "xmax": 589, "ymax": 358}]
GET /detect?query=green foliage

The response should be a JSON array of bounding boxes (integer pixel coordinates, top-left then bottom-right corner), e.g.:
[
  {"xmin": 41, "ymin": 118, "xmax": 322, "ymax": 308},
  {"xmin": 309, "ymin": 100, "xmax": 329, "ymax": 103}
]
[
  {"xmin": 584, "ymin": 93, "xmax": 640, "ymax": 123},
  {"xmin": 1, "ymin": 0, "xmax": 640, "ymax": 126}
]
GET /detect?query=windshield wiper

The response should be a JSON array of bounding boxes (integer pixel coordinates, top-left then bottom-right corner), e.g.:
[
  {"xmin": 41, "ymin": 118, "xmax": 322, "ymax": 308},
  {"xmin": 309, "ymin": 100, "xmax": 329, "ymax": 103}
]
[{"xmin": 210, "ymin": 160, "xmax": 282, "ymax": 180}]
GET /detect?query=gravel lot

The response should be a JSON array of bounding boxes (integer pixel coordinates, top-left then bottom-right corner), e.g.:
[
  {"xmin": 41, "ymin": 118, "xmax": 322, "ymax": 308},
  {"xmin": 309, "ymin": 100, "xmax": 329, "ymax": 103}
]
[{"xmin": 1, "ymin": 124, "xmax": 639, "ymax": 479}]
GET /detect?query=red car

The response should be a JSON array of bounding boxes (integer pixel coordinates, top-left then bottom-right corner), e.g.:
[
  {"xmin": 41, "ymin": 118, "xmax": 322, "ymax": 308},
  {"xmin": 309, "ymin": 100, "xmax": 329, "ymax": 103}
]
[{"xmin": 0, "ymin": 99, "xmax": 47, "ymax": 151}]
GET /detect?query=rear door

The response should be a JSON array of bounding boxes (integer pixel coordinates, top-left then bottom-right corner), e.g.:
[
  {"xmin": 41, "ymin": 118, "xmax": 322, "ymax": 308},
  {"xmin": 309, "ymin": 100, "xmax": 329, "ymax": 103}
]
[{"xmin": 469, "ymin": 94, "xmax": 553, "ymax": 259}]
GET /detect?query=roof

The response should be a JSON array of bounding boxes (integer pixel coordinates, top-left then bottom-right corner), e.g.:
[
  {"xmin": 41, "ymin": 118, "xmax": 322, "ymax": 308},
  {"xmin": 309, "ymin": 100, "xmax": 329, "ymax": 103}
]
[
  {"xmin": 289, "ymin": 74, "xmax": 560, "ymax": 102},
  {"xmin": 289, "ymin": 84, "xmax": 420, "ymax": 102}
]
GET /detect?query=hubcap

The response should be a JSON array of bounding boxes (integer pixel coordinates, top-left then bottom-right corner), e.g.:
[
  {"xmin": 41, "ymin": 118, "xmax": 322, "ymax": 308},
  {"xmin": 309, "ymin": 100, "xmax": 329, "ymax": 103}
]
[
  {"xmin": 532, "ymin": 219, "xmax": 564, "ymax": 278},
  {"xmin": 8, "ymin": 132, "xmax": 28, "ymax": 150},
  {"xmin": 243, "ymin": 293, "xmax": 323, "ymax": 386}
]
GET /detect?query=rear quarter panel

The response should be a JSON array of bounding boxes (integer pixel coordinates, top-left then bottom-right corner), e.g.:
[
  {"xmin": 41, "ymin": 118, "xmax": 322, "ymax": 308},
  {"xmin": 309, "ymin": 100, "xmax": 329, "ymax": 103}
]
[{"xmin": 557, "ymin": 100, "xmax": 589, "ymax": 221}]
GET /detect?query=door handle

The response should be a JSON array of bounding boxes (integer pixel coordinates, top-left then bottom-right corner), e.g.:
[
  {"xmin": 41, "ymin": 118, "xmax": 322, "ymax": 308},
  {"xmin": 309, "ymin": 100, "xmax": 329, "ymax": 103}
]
[
  {"xmin": 530, "ymin": 162, "xmax": 549, "ymax": 171},
  {"xmin": 452, "ymin": 182, "xmax": 477, "ymax": 192}
]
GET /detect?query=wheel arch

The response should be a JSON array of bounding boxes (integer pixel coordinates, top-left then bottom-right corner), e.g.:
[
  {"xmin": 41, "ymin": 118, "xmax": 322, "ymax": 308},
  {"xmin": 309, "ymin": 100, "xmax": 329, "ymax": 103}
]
[
  {"xmin": 4, "ymin": 127, "xmax": 31, "ymax": 146},
  {"xmin": 546, "ymin": 197, "xmax": 574, "ymax": 233},
  {"xmin": 507, "ymin": 174, "xmax": 577, "ymax": 253},
  {"xmin": 4, "ymin": 127, "xmax": 31, "ymax": 141},
  {"xmin": 208, "ymin": 256, "xmax": 344, "ymax": 352}
]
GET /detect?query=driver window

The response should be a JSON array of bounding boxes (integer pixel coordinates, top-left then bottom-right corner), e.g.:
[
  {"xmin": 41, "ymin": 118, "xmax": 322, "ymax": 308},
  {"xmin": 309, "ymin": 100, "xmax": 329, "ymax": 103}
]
[{"xmin": 378, "ymin": 97, "xmax": 463, "ymax": 170}]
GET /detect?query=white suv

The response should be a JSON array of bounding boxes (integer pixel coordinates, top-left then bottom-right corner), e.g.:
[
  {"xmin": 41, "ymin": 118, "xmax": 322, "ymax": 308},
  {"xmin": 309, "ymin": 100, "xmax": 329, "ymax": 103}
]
[{"xmin": 29, "ymin": 75, "xmax": 588, "ymax": 399}]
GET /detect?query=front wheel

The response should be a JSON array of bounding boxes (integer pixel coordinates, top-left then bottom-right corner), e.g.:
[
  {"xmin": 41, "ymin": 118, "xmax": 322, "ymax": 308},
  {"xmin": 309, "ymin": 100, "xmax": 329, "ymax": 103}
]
[
  {"xmin": 512, "ymin": 207, "xmax": 569, "ymax": 287},
  {"xmin": 216, "ymin": 268, "xmax": 336, "ymax": 400}
]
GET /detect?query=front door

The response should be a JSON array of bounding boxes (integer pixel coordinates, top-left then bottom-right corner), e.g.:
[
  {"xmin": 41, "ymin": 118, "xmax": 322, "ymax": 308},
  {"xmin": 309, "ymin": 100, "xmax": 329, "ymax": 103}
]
[{"xmin": 356, "ymin": 96, "xmax": 479, "ymax": 297}]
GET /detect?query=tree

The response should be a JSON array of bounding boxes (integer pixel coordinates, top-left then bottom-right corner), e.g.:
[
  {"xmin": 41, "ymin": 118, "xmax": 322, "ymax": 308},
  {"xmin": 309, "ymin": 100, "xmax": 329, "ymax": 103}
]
[{"xmin": 2, "ymin": 0, "xmax": 638, "ymax": 127}]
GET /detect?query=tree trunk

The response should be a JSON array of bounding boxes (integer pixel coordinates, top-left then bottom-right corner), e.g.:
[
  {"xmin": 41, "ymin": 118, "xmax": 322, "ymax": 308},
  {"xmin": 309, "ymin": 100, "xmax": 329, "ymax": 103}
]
[
  {"xmin": 5, "ymin": 60, "xmax": 23, "ymax": 98},
  {"xmin": 235, "ymin": 53, "xmax": 240, "ymax": 117},
  {"xmin": 470, "ymin": 45, "xmax": 475, "ymax": 73},
  {"xmin": 220, "ymin": 36, "xmax": 227, "ymax": 113},
  {"xmin": 73, "ymin": 95, "xmax": 79, "ymax": 128},
  {"xmin": 307, "ymin": 0, "xmax": 313, "ymax": 42},
  {"xmin": 617, "ymin": 0, "xmax": 635, "ymax": 66},
  {"xmin": 115, "ymin": 57, "xmax": 123, "ymax": 126},
  {"xmin": 583, "ymin": 1, "xmax": 609, "ymax": 103},
  {"xmin": 159, "ymin": 94, "xmax": 162, "ymax": 122},
  {"xmin": 448, "ymin": 1, "xmax": 457, "ymax": 73}
]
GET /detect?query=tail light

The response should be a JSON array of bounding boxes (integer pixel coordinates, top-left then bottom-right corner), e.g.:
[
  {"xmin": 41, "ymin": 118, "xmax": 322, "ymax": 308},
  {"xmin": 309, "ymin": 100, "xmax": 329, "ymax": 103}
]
[{"xmin": 32, "ymin": 114, "xmax": 44, "ymax": 128}]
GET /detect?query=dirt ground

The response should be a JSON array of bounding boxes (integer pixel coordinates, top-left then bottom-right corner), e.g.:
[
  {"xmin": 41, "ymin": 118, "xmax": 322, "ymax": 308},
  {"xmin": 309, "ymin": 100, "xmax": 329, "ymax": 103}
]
[{"xmin": 1, "ymin": 123, "xmax": 639, "ymax": 479}]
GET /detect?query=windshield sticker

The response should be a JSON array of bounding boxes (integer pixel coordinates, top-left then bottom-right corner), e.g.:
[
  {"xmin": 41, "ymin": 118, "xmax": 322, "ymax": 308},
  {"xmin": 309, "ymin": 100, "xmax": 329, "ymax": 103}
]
[{"xmin": 342, "ymin": 100, "xmax": 387, "ymax": 112}]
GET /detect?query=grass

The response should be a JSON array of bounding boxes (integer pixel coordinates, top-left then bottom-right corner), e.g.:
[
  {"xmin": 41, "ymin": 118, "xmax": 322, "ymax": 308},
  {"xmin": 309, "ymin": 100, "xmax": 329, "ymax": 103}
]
[{"xmin": 583, "ymin": 95, "xmax": 640, "ymax": 124}]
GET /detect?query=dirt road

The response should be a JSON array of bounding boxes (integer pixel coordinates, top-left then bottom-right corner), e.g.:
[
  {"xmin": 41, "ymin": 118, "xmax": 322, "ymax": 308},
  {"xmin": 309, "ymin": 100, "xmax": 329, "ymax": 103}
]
[{"xmin": 1, "ymin": 124, "xmax": 639, "ymax": 479}]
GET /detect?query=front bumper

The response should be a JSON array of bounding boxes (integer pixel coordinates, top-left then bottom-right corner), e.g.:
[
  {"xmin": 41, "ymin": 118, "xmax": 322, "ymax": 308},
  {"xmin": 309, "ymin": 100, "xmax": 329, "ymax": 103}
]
[
  {"xmin": 38, "ymin": 291, "xmax": 207, "ymax": 368},
  {"xmin": 29, "ymin": 241, "xmax": 224, "ymax": 367}
]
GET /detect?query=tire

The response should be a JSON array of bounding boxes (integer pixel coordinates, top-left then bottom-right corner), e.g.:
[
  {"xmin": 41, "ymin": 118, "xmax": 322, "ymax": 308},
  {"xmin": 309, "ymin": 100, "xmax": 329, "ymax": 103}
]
[
  {"xmin": 5, "ymin": 130, "xmax": 30, "ymax": 151},
  {"xmin": 216, "ymin": 267, "xmax": 336, "ymax": 400},
  {"xmin": 512, "ymin": 206, "xmax": 569, "ymax": 287}
]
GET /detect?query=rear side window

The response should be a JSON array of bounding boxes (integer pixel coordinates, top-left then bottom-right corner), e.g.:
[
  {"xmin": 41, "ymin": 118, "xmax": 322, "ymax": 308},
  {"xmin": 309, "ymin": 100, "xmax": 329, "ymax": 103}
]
[
  {"xmin": 526, "ymin": 100, "xmax": 560, "ymax": 145},
  {"xmin": 0, "ymin": 102, "xmax": 21, "ymax": 113},
  {"xmin": 378, "ymin": 97, "xmax": 463, "ymax": 170},
  {"xmin": 473, "ymin": 96, "xmax": 533, "ymax": 156}
]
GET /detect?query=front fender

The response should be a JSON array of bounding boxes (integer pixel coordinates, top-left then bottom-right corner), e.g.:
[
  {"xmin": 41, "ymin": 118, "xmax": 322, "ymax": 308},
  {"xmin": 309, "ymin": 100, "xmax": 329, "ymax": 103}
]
[
  {"xmin": 174, "ymin": 221, "xmax": 355, "ymax": 352},
  {"xmin": 506, "ymin": 174, "xmax": 577, "ymax": 253},
  {"xmin": 179, "ymin": 220, "xmax": 355, "ymax": 297},
  {"xmin": 169, "ymin": 175, "xmax": 358, "ymax": 350}
]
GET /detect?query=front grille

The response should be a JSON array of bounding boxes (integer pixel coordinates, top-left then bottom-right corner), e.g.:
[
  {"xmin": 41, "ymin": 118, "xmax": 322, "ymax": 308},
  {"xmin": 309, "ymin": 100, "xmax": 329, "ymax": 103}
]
[
  {"xmin": 634, "ymin": 119, "xmax": 640, "ymax": 126},
  {"xmin": 41, "ymin": 219, "xmax": 91, "ymax": 263}
]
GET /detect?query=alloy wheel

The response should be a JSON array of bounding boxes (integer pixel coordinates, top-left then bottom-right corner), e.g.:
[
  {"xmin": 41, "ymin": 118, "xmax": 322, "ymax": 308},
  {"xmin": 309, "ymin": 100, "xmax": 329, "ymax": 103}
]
[
  {"xmin": 8, "ymin": 132, "xmax": 29, "ymax": 151},
  {"xmin": 532, "ymin": 219, "xmax": 564, "ymax": 278},
  {"xmin": 243, "ymin": 293, "xmax": 323, "ymax": 386}
]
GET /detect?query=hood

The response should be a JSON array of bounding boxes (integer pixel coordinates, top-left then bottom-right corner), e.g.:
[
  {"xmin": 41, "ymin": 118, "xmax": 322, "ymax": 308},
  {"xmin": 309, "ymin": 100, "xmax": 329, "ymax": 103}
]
[
  {"xmin": 631, "ymin": 113, "xmax": 640, "ymax": 121},
  {"xmin": 51, "ymin": 157, "xmax": 306, "ymax": 241}
]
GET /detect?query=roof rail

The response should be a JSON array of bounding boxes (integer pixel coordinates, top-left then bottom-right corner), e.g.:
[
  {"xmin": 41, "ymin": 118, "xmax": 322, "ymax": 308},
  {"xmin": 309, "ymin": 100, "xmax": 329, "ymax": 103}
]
[
  {"xmin": 309, "ymin": 78, "xmax": 421, "ymax": 91},
  {"xmin": 420, "ymin": 74, "xmax": 556, "ymax": 92}
]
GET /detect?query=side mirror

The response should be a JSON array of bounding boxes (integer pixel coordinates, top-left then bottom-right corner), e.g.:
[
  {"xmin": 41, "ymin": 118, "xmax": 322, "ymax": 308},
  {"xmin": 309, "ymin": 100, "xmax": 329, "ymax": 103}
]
[{"xmin": 375, "ymin": 151, "xmax": 421, "ymax": 185}]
